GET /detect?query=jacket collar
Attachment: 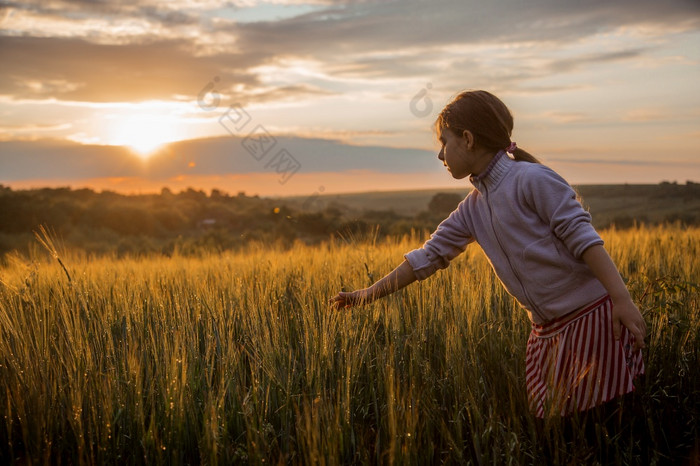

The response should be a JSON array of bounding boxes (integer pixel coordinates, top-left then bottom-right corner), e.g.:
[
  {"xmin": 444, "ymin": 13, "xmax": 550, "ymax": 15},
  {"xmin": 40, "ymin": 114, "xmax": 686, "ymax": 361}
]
[{"xmin": 469, "ymin": 150, "xmax": 513, "ymax": 192}]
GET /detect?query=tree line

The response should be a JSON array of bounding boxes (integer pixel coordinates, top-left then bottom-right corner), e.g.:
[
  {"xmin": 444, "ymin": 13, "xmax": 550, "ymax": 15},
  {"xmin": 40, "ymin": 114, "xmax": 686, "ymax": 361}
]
[
  {"xmin": 0, "ymin": 185, "xmax": 464, "ymax": 257},
  {"xmin": 2, "ymin": 182, "xmax": 698, "ymax": 258}
]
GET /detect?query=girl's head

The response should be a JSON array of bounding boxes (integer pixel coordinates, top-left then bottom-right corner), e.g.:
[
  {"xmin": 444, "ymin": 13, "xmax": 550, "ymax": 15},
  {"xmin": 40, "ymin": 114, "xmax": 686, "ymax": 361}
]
[{"xmin": 435, "ymin": 90, "xmax": 539, "ymax": 164}]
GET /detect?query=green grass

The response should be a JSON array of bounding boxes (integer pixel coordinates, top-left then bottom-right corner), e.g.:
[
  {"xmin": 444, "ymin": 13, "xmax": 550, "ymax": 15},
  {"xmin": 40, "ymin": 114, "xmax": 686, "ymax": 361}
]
[{"xmin": 0, "ymin": 225, "xmax": 698, "ymax": 464}]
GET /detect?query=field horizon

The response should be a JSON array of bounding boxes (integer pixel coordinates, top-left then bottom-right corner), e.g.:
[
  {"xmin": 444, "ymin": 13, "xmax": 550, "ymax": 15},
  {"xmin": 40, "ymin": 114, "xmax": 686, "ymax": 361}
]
[{"xmin": 2, "ymin": 180, "xmax": 700, "ymax": 261}]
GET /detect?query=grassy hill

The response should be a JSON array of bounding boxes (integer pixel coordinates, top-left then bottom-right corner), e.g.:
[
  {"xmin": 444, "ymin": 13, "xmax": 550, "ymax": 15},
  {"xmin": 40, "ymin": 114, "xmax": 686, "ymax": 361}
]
[
  {"xmin": 283, "ymin": 188, "xmax": 469, "ymax": 216},
  {"xmin": 283, "ymin": 182, "xmax": 700, "ymax": 229},
  {"xmin": 1, "ymin": 182, "xmax": 698, "ymax": 258},
  {"xmin": 575, "ymin": 183, "xmax": 700, "ymax": 228}
]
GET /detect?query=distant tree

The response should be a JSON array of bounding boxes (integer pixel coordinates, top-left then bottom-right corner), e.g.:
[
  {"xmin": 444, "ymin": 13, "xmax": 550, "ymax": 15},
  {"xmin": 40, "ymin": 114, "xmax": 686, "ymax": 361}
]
[
  {"xmin": 181, "ymin": 188, "xmax": 207, "ymax": 202},
  {"xmin": 100, "ymin": 205, "xmax": 158, "ymax": 236},
  {"xmin": 428, "ymin": 193, "xmax": 463, "ymax": 216},
  {"xmin": 296, "ymin": 212, "xmax": 333, "ymax": 236},
  {"xmin": 153, "ymin": 208, "xmax": 188, "ymax": 232},
  {"xmin": 210, "ymin": 188, "xmax": 228, "ymax": 199},
  {"xmin": 323, "ymin": 206, "xmax": 344, "ymax": 222}
]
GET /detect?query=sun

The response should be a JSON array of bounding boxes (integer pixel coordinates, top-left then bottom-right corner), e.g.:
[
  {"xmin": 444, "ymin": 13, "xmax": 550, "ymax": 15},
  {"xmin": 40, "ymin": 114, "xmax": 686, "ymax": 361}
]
[{"xmin": 109, "ymin": 114, "xmax": 179, "ymax": 158}]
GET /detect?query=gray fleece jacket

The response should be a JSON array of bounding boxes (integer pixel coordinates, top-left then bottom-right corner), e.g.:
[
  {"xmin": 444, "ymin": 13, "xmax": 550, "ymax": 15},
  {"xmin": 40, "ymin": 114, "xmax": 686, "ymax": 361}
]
[{"xmin": 404, "ymin": 150, "xmax": 607, "ymax": 324}]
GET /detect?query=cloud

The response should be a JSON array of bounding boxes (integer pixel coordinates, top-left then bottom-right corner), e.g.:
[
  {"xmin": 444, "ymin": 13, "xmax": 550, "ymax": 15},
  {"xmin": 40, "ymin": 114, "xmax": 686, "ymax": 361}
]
[
  {"xmin": 228, "ymin": 0, "xmax": 700, "ymax": 55},
  {"xmin": 545, "ymin": 49, "xmax": 648, "ymax": 74},
  {"xmin": 238, "ymin": 83, "xmax": 337, "ymax": 103},
  {"xmin": 546, "ymin": 157, "xmax": 696, "ymax": 167},
  {"xmin": 0, "ymin": 122, "xmax": 73, "ymax": 134},
  {"xmin": 3, "ymin": 0, "xmax": 202, "ymax": 28},
  {"xmin": 0, "ymin": 139, "xmax": 145, "ymax": 179},
  {"xmin": 622, "ymin": 108, "xmax": 667, "ymax": 123},
  {"xmin": 541, "ymin": 111, "xmax": 597, "ymax": 125},
  {"xmin": 0, "ymin": 135, "xmax": 440, "ymax": 181},
  {"xmin": 3, "ymin": 0, "xmax": 698, "ymax": 105},
  {"xmin": 0, "ymin": 36, "xmax": 264, "ymax": 102}
]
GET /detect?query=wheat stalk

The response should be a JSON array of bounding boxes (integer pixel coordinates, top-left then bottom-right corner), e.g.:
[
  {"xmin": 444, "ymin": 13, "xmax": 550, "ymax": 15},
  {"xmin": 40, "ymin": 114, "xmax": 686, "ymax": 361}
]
[{"xmin": 34, "ymin": 224, "xmax": 72, "ymax": 284}]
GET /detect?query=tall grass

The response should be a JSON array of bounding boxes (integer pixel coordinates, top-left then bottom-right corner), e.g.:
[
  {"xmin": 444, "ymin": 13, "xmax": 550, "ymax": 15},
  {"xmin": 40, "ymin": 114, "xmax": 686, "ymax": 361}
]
[{"xmin": 0, "ymin": 225, "xmax": 698, "ymax": 464}]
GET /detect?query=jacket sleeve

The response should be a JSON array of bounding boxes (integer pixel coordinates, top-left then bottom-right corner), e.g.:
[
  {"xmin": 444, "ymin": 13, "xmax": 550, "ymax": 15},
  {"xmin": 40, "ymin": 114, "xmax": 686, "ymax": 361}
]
[
  {"xmin": 404, "ymin": 197, "xmax": 474, "ymax": 280},
  {"xmin": 520, "ymin": 164, "xmax": 603, "ymax": 259}
]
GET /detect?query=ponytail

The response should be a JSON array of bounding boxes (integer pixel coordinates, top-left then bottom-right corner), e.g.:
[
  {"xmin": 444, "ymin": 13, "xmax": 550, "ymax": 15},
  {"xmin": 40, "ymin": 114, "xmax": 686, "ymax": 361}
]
[
  {"xmin": 506, "ymin": 141, "xmax": 540, "ymax": 164},
  {"xmin": 511, "ymin": 147, "xmax": 540, "ymax": 164}
]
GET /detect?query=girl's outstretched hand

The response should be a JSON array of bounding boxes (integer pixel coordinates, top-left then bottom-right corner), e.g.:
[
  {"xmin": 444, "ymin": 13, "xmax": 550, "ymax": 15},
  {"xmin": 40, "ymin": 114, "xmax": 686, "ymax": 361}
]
[
  {"xmin": 329, "ymin": 260, "xmax": 417, "ymax": 310},
  {"xmin": 611, "ymin": 298, "xmax": 647, "ymax": 351},
  {"xmin": 329, "ymin": 289, "xmax": 371, "ymax": 310}
]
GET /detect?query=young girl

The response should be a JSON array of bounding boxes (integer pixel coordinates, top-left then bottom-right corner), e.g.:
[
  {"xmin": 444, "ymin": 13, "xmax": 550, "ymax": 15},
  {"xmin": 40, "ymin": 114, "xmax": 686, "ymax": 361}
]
[{"xmin": 330, "ymin": 90, "xmax": 646, "ymax": 419}]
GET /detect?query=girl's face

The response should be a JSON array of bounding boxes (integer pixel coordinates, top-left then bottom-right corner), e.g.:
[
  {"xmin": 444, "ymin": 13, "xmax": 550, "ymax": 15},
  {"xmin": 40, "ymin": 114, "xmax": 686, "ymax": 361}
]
[
  {"xmin": 437, "ymin": 128, "xmax": 495, "ymax": 179},
  {"xmin": 437, "ymin": 129, "xmax": 473, "ymax": 179}
]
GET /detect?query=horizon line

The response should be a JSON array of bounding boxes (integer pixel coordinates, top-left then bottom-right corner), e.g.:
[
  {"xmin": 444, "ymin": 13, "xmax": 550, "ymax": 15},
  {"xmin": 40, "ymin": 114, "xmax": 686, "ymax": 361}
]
[{"xmin": 2, "ymin": 179, "xmax": 697, "ymax": 200}]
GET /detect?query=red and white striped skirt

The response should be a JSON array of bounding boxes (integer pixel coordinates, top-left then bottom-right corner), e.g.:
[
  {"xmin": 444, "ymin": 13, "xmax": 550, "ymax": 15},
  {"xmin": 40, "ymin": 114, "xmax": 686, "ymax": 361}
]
[{"xmin": 525, "ymin": 295, "xmax": 644, "ymax": 418}]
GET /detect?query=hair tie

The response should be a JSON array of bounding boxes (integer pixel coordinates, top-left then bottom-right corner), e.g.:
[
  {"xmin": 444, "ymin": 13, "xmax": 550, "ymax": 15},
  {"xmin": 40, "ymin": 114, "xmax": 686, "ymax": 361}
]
[{"xmin": 506, "ymin": 141, "xmax": 517, "ymax": 153}]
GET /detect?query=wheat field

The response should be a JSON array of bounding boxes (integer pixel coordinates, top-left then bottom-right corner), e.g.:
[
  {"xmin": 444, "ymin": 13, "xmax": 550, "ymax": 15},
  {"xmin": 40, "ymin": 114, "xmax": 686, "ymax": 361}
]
[{"xmin": 0, "ymin": 225, "xmax": 698, "ymax": 464}]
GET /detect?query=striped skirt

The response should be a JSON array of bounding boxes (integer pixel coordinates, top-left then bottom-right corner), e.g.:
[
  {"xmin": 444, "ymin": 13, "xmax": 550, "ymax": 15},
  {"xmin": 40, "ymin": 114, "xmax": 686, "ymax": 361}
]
[{"xmin": 525, "ymin": 295, "xmax": 644, "ymax": 418}]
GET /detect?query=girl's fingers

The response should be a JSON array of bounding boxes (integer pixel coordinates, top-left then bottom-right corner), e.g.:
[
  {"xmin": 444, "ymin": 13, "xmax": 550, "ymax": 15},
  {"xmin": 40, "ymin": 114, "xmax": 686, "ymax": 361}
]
[
  {"xmin": 631, "ymin": 323, "xmax": 646, "ymax": 350},
  {"xmin": 330, "ymin": 292, "xmax": 353, "ymax": 309},
  {"xmin": 625, "ymin": 314, "xmax": 646, "ymax": 350},
  {"xmin": 329, "ymin": 294, "xmax": 343, "ymax": 307},
  {"xmin": 612, "ymin": 300, "xmax": 647, "ymax": 351},
  {"xmin": 329, "ymin": 290, "xmax": 367, "ymax": 309}
]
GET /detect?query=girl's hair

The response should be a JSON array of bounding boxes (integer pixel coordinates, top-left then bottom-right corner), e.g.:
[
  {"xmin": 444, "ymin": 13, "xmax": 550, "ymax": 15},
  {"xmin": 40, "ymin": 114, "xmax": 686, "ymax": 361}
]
[{"xmin": 435, "ymin": 90, "xmax": 540, "ymax": 164}]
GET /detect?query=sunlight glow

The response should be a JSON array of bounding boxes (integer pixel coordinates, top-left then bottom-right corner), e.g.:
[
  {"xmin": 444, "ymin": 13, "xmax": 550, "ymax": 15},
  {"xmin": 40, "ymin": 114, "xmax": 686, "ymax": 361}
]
[{"xmin": 108, "ymin": 114, "xmax": 179, "ymax": 158}]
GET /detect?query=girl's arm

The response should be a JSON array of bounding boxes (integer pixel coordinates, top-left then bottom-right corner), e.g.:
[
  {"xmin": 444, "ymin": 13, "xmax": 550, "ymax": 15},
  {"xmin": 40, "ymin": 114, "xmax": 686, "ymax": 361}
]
[
  {"xmin": 330, "ymin": 260, "xmax": 417, "ymax": 309},
  {"xmin": 582, "ymin": 244, "xmax": 647, "ymax": 350}
]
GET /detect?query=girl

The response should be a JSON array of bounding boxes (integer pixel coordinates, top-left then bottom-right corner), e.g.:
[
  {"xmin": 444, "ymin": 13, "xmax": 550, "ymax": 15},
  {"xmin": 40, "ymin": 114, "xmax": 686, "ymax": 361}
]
[{"xmin": 330, "ymin": 90, "xmax": 646, "ymax": 419}]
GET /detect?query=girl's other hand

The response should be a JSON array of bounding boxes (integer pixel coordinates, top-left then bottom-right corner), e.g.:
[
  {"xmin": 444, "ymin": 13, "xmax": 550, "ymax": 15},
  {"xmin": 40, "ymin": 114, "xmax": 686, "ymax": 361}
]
[
  {"xmin": 611, "ymin": 298, "xmax": 647, "ymax": 351},
  {"xmin": 329, "ymin": 289, "xmax": 370, "ymax": 310}
]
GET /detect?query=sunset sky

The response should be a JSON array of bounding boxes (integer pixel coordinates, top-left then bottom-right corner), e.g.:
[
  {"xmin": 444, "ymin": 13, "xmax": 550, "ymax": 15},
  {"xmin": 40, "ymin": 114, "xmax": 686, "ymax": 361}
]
[{"xmin": 1, "ymin": 0, "xmax": 699, "ymax": 196}]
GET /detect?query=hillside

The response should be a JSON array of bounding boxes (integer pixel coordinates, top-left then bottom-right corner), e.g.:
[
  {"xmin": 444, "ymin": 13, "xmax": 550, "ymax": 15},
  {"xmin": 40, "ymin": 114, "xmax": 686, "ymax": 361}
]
[
  {"xmin": 575, "ymin": 183, "xmax": 700, "ymax": 228},
  {"xmin": 283, "ymin": 182, "xmax": 700, "ymax": 229},
  {"xmin": 1, "ymin": 182, "xmax": 698, "ymax": 257}
]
